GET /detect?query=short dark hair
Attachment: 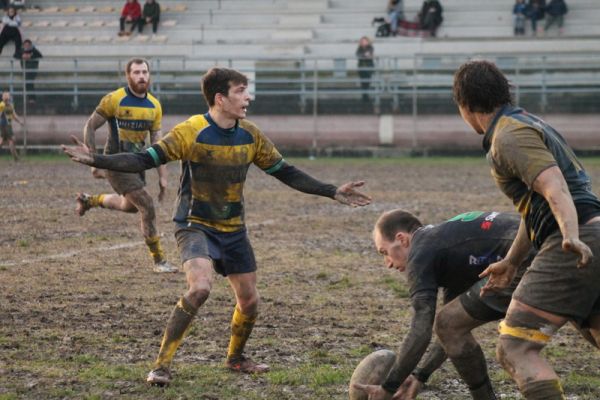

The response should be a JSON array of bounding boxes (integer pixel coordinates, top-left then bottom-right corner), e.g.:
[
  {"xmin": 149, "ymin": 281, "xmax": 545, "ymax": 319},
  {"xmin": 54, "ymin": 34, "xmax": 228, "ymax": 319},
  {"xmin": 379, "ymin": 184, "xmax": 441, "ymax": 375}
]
[
  {"xmin": 23, "ymin": 39, "xmax": 32, "ymax": 45},
  {"xmin": 125, "ymin": 58, "xmax": 150, "ymax": 74},
  {"xmin": 453, "ymin": 60, "xmax": 512, "ymax": 113},
  {"xmin": 201, "ymin": 67, "xmax": 248, "ymax": 107},
  {"xmin": 375, "ymin": 209, "xmax": 423, "ymax": 241}
]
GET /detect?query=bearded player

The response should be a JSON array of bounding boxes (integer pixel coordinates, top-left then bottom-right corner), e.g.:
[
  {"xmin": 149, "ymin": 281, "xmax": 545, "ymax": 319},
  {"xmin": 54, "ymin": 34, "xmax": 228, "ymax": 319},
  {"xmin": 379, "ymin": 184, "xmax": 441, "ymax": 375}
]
[{"xmin": 74, "ymin": 58, "xmax": 177, "ymax": 273}]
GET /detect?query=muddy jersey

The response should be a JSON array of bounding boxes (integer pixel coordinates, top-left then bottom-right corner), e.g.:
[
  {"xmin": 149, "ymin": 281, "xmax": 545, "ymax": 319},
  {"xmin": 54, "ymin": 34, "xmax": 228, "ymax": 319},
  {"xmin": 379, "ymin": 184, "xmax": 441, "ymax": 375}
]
[
  {"xmin": 0, "ymin": 101, "xmax": 15, "ymax": 126},
  {"xmin": 95, "ymin": 87, "xmax": 162, "ymax": 154},
  {"xmin": 408, "ymin": 211, "xmax": 520, "ymax": 302},
  {"xmin": 148, "ymin": 113, "xmax": 283, "ymax": 232},
  {"xmin": 483, "ymin": 106, "xmax": 600, "ymax": 249}
]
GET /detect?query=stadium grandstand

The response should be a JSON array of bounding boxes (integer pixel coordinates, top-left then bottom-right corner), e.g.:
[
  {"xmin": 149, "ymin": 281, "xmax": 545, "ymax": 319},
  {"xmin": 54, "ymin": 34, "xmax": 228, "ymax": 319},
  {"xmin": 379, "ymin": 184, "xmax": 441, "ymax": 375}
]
[{"xmin": 1, "ymin": 0, "xmax": 600, "ymax": 154}]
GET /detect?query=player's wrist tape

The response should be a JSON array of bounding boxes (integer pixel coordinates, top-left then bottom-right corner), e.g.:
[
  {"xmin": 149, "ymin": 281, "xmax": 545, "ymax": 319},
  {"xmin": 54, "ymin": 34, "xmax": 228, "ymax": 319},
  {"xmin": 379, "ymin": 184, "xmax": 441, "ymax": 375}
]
[{"xmin": 412, "ymin": 370, "xmax": 430, "ymax": 383}]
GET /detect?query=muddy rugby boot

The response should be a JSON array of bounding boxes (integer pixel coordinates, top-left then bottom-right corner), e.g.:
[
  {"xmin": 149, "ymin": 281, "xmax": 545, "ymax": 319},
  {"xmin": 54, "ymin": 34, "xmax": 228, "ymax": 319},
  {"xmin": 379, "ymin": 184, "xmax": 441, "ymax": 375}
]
[
  {"xmin": 146, "ymin": 366, "xmax": 172, "ymax": 386},
  {"xmin": 75, "ymin": 193, "xmax": 92, "ymax": 216},
  {"xmin": 225, "ymin": 355, "xmax": 269, "ymax": 374},
  {"xmin": 153, "ymin": 260, "xmax": 178, "ymax": 273}
]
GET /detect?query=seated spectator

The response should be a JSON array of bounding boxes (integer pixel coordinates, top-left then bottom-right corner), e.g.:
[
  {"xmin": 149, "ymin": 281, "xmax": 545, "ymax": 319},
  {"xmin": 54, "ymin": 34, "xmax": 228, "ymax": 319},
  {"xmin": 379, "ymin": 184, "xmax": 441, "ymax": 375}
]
[
  {"xmin": 527, "ymin": 0, "xmax": 546, "ymax": 36},
  {"xmin": 419, "ymin": 0, "xmax": 443, "ymax": 37},
  {"xmin": 513, "ymin": 0, "xmax": 527, "ymax": 35},
  {"xmin": 0, "ymin": 6, "xmax": 21, "ymax": 56},
  {"xmin": 14, "ymin": 38, "xmax": 41, "ymax": 102},
  {"xmin": 138, "ymin": 0, "xmax": 160, "ymax": 35},
  {"xmin": 544, "ymin": 0, "xmax": 567, "ymax": 35},
  {"xmin": 386, "ymin": 0, "xmax": 404, "ymax": 36},
  {"xmin": 119, "ymin": 0, "xmax": 141, "ymax": 36}
]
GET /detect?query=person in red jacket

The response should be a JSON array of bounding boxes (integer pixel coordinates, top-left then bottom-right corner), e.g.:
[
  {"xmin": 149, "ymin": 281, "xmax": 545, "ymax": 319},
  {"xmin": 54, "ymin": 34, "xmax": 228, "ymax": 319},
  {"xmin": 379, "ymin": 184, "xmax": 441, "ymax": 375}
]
[{"xmin": 119, "ymin": 0, "xmax": 142, "ymax": 36}]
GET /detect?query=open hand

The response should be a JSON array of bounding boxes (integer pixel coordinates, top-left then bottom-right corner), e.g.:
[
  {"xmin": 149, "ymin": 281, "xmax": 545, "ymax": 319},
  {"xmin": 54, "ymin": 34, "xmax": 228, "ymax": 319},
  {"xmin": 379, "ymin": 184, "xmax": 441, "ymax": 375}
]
[
  {"xmin": 334, "ymin": 181, "xmax": 371, "ymax": 207},
  {"xmin": 563, "ymin": 237, "xmax": 593, "ymax": 268},
  {"xmin": 62, "ymin": 135, "xmax": 95, "ymax": 166},
  {"xmin": 158, "ymin": 176, "xmax": 167, "ymax": 203},
  {"xmin": 479, "ymin": 258, "xmax": 517, "ymax": 297},
  {"xmin": 395, "ymin": 375, "xmax": 423, "ymax": 400}
]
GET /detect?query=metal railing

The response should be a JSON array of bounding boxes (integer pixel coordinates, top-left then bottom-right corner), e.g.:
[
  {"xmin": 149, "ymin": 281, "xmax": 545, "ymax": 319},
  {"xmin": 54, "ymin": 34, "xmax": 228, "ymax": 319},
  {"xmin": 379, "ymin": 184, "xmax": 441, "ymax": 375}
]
[{"xmin": 1, "ymin": 52, "xmax": 600, "ymax": 151}]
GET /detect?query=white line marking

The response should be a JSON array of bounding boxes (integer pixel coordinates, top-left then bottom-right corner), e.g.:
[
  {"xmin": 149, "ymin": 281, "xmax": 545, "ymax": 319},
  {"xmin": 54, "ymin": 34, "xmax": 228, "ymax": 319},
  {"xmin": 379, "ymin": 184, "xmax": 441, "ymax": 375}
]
[{"xmin": 1, "ymin": 220, "xmax": 278, "ymax": 267}]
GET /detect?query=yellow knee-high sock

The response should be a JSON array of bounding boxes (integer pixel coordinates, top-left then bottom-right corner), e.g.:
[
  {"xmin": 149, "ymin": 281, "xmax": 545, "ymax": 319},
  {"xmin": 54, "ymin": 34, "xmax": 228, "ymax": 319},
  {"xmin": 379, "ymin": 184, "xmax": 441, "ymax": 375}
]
[
  {"xmin": 89, "ymin": 194, "xmax": 105, "ymax": 208},
  {"xmin": 145, "ymin": 235, "xmax": 165, "ymax": 263},
  {"xmin": 154, "ymin": 297, "xmax": 198, "ymax": 369},
  {"xmin": 227, "ymin": 306, "xmax": 257, "ymax": 360}
]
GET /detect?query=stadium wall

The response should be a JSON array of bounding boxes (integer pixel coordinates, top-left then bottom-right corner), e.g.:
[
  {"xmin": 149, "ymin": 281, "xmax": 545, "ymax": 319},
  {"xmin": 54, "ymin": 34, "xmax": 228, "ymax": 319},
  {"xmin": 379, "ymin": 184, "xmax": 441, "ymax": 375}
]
[{"xmin": 20, "ymin": 114, "xmax": 600, "ymax": 154}]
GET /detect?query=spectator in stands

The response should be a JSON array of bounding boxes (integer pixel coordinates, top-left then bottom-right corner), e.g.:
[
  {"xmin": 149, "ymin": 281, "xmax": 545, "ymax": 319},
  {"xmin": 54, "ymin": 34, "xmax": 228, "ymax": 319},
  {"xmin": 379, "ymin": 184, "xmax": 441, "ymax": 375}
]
[
  {"xmin": 387, "ymin": 0, "xmax": 404, "ymax": 36},
  {"xmin": 527, "ymin": 0, "xmax": 546, "ymax": 36},
  {"xmin": 544, "ymin": 0, "xmax": 568, "ymax": 35},
  {"xmin": 138, "ymin": 0, "xmax": 160, "ymax": 35},
  {"xmin": 0, "ymin": 6, "xmax": 21, "ymax": 56},
  {"xmin": 14, "ymin": 38, "xmax": 41, "ymax": 102},
  {"xmin": 355, "ymin": 36, "xmax": 375, "ymax": 103},
  {"xmin": 513, "ymin": 0, "xmax": 527, "ymax": 35},
  {"xmin": 419, "ymin": 0, "xmax": 443, "ymax": 37},
  {"xmin": 119, "ymin": 0, "xmax": 142, "ymax": 36}
]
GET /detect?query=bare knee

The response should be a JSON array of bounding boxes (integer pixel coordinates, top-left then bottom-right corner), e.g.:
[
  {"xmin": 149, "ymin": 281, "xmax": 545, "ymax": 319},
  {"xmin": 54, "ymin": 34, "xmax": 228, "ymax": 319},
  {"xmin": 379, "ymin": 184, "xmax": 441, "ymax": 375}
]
[
  {"xmin": 434, "ymin": 309, "xmax": 454, "ymax": 341},
  {"xmin": 237, "ymin": 291, "xmax": 259, "ymax": 315},
  {"xmin": 435, "ymin": 309, "xmax": 469, "ymax": 353},
  {"xmin": 119, "ymin": 197, "xmax": 138, "ymax": 213},
  {"xmin": 186, "ymin": 281, "xmax": 212, "ymax": 309},
  {"xmin": 125, "ymin": 190, "xmax": 154, "ymax": 215}
]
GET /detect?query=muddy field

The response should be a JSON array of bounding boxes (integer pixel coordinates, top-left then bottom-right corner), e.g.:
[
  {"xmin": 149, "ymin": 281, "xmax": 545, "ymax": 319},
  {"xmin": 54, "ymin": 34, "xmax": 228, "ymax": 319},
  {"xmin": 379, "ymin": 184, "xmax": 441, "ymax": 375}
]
[{"xmin": 1, "ymin": 155, "xmax": 599, "ymax": 400}]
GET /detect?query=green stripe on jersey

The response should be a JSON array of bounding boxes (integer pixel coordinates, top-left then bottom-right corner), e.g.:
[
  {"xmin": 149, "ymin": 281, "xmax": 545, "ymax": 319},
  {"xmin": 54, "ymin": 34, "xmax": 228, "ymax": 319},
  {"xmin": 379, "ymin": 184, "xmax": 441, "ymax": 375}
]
[
  {"xmin": 264, "ymin": 159, "xmax": 285, "ymax": 174},
  {"xmin": 147, "ymin": 147, "xmax": 161, "ymax": 166}
]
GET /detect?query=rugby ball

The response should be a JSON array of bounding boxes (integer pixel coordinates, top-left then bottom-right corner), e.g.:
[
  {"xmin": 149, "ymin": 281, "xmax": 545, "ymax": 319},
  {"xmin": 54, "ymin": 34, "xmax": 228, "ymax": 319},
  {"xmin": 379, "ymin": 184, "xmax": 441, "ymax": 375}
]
[{"xmin": 348, "ymin": 349, "xmax": 396, "ymax": 400}]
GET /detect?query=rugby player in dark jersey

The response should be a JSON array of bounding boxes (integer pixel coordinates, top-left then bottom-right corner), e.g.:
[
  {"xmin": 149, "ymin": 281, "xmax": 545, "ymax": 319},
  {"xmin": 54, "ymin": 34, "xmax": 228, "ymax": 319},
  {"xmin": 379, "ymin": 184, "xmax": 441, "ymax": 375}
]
[
  {"xmin": 63, "ymin": 67, "xmax": 371, "ymax": 386},
  {"xmin": 453, "ymin": 60, "xmax": 600, "ymax": 400},
  {"xmin": 354, "ymin": 210, "xmax": 532, "ymax": 400}
]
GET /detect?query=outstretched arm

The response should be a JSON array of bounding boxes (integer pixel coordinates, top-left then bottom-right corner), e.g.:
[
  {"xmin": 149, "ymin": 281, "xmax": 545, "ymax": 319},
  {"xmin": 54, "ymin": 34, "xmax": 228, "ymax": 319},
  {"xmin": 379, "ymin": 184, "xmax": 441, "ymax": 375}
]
[
  {"xmin": 63, "ymin": 136, "xmax": 161, "ymax": 172},
  {"xmin": 270, "ymin": 161, "xmax": 371, "ymax": 207}
]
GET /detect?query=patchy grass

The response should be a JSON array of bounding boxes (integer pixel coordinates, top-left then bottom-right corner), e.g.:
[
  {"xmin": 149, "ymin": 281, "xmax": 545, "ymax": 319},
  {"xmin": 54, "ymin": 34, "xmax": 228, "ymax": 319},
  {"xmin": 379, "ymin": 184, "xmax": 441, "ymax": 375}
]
[{"xmin": 1, "ymin": 157, "xmax": 599, "ymax": 399}]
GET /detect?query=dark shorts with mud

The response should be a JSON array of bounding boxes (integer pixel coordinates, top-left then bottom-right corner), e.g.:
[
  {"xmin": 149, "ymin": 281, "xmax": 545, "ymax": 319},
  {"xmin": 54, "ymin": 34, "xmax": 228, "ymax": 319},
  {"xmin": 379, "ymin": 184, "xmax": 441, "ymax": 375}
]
[
  {"xmin": 1, "ymin": 125, "xmax": 14, "ymax": 140},
  {"xmin": 460, "ymin": 254, "xmax": 531, "ymax": 322},
  {"xmin": 175, "ymin": 224, "xmax": 257, "ymax": 277},
  {"xmin": 106, "ymin": 170, "xmax": 145, "ymax": 195},
  {"xmin": 513, "ymin": 223, "xmax": 600, "ymax": 322},
  {"xmin": 460, "ymin": 276, "xmax": 517, "ymax": 322}
]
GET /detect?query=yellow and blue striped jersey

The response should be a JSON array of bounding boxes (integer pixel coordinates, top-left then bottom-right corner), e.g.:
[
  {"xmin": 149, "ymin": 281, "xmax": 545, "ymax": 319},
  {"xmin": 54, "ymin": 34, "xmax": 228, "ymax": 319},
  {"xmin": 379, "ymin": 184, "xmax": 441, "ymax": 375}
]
[
  {"xmin": 95, "ymin": 87, "xmax": 162, "ymax": 154},
  {"xmin": 0, "ymin": 101, "xmax": 15, "ymax": 126},
  {"xmin": 154, "ymin": 113, "xmax": 283, "ymax": 232}
]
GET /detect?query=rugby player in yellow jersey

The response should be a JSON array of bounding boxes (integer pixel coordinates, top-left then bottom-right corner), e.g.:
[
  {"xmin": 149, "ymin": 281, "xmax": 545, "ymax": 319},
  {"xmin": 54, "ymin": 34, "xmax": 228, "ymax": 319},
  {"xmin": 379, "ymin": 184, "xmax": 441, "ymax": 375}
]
[
  {"xmin": 63, "ymin": 67, "xmax": 371, "ymax": 386},
  {"xmin": 0, "ymin": 91, "xmax": 23, "ymax": 161},
  {"xmin": 75, "ymin": 58, "xmax": 177, "ymax": 273}
]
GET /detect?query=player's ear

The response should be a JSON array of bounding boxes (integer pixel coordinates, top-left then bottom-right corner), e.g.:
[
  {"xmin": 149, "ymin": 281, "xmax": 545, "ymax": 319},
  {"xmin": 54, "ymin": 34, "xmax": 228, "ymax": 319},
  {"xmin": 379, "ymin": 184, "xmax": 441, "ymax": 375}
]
[{"xmin": 394, "ymin": 231, "xmax": 407, "ymax": 245}]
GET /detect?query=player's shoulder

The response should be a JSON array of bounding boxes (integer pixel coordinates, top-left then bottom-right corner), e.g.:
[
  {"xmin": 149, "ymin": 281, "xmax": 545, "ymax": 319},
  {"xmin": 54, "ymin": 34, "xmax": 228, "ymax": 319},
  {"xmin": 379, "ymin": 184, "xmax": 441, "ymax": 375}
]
[
  {"xmin": 146, "ymin": 92, "xmax": 162, "ymax": 107},
  {"xmin": 101, "ymin": 87, "xmax": 127, "ymax": 103},
  {"xmin": 173, "ymin": 114, "xmax": 210, "ymax": 132},
  {"xmin": 494, "ymin": 113, "xmax": 540, "ymax": 143},
  {"xmin": 239, "ymin": 118, "xmax": 263, "ymax": 135}
]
